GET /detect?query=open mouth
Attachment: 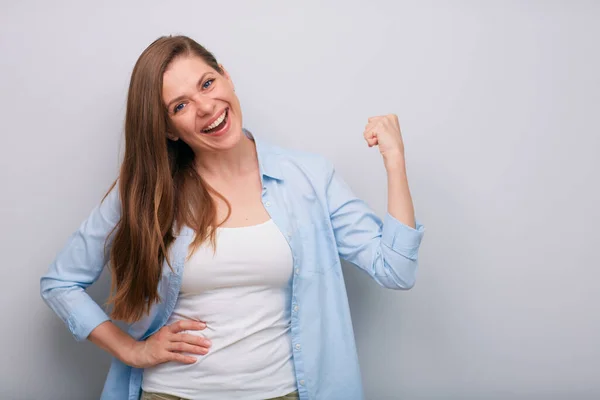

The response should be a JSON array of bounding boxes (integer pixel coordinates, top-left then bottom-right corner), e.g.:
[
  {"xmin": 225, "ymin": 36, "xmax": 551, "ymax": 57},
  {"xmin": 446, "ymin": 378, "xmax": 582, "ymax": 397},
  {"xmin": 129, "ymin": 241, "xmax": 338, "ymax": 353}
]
[{"xmin": 202, "ymin": 108, "xmax": 229, "ymax": 134}]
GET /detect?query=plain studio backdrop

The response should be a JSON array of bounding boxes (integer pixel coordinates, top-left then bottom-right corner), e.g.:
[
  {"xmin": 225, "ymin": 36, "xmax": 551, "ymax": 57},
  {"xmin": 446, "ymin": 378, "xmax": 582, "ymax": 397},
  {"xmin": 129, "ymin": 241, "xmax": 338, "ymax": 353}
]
[{"xmin": 1, "ymin": 1, "xmax": 598, "ymax": 399}]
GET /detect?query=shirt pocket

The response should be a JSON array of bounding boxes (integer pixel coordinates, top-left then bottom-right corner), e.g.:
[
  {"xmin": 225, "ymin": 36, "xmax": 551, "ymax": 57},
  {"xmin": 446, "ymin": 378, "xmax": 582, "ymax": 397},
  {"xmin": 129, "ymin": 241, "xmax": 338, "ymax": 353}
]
[{"xmin": 297, "ymin": 217, "xmax": 340, "ymax": 275}]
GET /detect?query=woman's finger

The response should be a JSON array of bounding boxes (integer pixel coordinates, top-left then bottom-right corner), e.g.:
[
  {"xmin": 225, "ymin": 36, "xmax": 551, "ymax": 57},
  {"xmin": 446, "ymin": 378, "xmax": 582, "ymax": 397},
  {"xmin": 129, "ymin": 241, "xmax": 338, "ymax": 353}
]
[
  {"xmin": 173, "ymin": 333, "xmax": 212, "ymax": 348},
  {"xmin": 167, "ymin": 342, "xmax": 209, "ymax": 355},
  {"xmin": 169, "ymin": 320, "xmax": 206, "ymax": 334},
  {"xmin": 368, "ymin": 115, "xmax": 386, "ymax": 123},
  {"xmin": 169, "ymin": 352, "xmax": 197, "ymax": 364},
  {"xmin": 364, "ymin": 121, "xmax": 379, "ymax": 135},
  {"xmin": 363, "ymin": 126, "xmax": 377, "ymax": 140},
  {"xmin": 365, "ymin": 136, "xmax": 378, "ymax": 147}
]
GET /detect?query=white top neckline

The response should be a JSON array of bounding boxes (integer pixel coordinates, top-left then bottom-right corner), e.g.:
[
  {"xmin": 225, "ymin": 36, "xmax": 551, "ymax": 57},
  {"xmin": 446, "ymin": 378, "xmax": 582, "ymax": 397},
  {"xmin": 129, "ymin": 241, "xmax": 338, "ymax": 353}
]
[{"xmin": 216, "ymin": 218, "xmax": 273, "ymax": 230}]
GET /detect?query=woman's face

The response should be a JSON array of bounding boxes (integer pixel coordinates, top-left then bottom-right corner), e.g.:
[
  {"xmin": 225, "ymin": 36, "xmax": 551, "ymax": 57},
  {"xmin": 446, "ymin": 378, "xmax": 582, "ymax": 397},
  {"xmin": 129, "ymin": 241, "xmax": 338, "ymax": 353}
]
[{"xmin": 162, "ymin": 55, "xmax": 243, "ymax": 153}]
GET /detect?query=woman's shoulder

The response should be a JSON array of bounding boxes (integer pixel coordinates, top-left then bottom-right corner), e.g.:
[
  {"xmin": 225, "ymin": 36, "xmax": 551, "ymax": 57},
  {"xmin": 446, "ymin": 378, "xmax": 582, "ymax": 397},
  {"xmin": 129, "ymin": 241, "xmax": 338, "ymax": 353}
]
[
  {"xmin": 255, "ymin": 136, "xmax": 335, "ymax": 181},
  {"xmin": 97, "ymin": 180, "xmax": 122, "ymax": 222}
]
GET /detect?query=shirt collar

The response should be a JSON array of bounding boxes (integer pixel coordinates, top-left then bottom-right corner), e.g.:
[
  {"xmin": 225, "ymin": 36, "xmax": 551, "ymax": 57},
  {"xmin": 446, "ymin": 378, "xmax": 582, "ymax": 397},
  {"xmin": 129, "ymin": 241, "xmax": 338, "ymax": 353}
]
[{"xmin": 243, "ymin": 128, "xmax": 284, "ymax": 181}]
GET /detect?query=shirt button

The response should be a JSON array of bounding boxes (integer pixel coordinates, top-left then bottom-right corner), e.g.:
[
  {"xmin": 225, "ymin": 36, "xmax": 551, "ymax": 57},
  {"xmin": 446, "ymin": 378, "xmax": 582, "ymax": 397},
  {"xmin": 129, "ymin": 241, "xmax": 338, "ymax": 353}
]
[
  {"xmin": 295, "ymin": 344, "xmax": 301, "ymax": 350},
  {"xmin": 293, "ymin": 305, "xmax": 299, "ymax": 312},
  {"xmin": 265, "ymin": 201, "xmax": 271, "ymax": 207},
  {"xmin": 295, "ymin": 268, "xmax": 299, "ymax": 275},
  {"xmin": 299, "ymin": 380, "xmax": 305, "ymax": 386}
]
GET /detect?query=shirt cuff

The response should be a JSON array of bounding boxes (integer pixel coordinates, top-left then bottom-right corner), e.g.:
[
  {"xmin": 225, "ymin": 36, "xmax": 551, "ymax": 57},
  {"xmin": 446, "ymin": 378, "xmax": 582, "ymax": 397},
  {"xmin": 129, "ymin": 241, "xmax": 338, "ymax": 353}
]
[
  {"xmin": 67, "ymin": 300, "xmax": 111, "ymax": 342},
  {"xmin": 381, "ymin": 213, "xmax": 425, "ymax": 260}
]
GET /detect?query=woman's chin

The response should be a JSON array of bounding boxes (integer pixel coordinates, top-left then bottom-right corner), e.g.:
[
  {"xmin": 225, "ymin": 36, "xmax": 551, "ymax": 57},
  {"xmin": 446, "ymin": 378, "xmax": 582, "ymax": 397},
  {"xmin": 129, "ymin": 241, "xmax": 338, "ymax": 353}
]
[{"xmin": 200, "ymin": 124, "xmax": 244, "ymax": 151}]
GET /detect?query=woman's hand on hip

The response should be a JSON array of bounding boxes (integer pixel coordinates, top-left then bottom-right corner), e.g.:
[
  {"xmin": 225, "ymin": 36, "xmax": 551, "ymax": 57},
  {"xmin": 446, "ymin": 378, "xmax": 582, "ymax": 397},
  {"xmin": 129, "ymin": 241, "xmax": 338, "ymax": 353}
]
[{"xmin": 125, "ymin": 320, "xmax": 211, "ymax": 368}]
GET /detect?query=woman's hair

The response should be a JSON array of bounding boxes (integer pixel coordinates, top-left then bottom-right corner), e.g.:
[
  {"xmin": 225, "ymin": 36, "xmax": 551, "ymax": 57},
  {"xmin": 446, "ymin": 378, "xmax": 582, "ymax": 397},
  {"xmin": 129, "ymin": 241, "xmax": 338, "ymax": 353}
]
[{"xmin": 106, "ymin": 35, "xmax": 231, "ymax": 323}]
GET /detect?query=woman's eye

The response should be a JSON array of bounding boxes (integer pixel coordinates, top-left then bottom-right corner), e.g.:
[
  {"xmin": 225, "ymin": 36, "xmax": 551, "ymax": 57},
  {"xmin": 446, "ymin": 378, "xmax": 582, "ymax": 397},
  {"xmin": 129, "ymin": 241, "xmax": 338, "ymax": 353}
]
[
  {"xmin": 174, "ymin": 103, "xmax": 185, "ymax": 113},
  {"xmin": 203, "ymin": 79, "xmax": 214, "ymax": 89}
]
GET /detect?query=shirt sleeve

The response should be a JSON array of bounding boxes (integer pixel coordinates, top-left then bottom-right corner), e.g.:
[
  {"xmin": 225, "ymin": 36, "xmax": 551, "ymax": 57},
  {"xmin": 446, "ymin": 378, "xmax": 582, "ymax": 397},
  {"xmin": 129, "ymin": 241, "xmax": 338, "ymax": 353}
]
[
  {"xmin": 325, "ymin": 163, "xmax": 425, "ymax": 289},
  {"xmin": 40, "ymin": 186, "xmax": 121, "ymax": 341}
]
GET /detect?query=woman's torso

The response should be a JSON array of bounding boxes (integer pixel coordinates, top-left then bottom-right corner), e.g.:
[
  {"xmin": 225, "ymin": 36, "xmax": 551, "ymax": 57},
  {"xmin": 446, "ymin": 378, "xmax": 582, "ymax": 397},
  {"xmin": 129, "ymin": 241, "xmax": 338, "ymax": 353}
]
[
  {"xmin": 141, "ymin": 219, "xmax": 297, "ymax": 399},
  {"xmin": 101, "ymin": 136, "xmax": 370, "ymax": 400}
]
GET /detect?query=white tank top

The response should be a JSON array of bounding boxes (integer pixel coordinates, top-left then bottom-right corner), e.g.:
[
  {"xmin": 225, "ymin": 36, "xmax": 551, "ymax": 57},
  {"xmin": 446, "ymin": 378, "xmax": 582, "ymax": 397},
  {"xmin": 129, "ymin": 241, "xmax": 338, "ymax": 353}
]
[{"xmin": 142, "ymin": 219, "xmax": 297, "ymax": 399}]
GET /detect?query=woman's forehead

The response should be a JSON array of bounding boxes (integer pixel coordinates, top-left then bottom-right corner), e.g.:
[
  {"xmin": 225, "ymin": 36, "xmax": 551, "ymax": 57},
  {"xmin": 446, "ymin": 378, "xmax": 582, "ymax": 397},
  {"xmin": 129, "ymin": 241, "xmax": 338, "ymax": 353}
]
[{"xmin": 162, "ymin": 56, "xmax": 214, "ymax": 100}]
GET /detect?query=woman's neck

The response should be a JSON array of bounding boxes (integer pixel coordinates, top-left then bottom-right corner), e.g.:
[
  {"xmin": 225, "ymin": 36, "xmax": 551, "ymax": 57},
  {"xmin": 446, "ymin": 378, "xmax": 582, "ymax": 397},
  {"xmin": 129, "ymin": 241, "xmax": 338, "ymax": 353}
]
[{"xmin": 194, "ymin": 134, "xmax": 258, "ymax": 181}]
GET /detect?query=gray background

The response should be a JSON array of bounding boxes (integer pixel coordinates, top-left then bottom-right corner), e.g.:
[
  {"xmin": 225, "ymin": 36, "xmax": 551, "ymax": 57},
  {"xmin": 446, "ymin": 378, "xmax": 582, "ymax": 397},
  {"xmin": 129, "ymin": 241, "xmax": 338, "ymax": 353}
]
[{"xmin": 1, "ymin": 1, "xmax": 599, "ymax": 399}]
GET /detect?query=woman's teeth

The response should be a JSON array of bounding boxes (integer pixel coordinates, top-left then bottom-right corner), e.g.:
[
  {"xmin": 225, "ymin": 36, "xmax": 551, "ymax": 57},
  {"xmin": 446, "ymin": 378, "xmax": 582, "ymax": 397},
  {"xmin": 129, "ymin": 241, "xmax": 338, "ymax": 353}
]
[{"xmin": 202, "ymin": 110, "xmax": 227, "ymax": 132}]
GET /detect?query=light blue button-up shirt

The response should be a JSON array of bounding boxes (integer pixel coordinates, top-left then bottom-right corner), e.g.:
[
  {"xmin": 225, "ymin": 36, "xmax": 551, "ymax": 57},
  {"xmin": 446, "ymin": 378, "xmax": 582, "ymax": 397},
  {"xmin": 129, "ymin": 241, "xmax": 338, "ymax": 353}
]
[{"xmin": 41, "ymin": 131, "xmax": 425, "ymax": 400}]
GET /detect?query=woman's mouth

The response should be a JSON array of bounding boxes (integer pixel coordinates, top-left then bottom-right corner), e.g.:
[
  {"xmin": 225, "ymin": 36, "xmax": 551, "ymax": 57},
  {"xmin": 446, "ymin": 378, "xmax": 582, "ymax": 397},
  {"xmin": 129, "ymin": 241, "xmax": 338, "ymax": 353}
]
[{"xmin": 201, "ymin": 108, "xmax": 229, "ymax": 135}]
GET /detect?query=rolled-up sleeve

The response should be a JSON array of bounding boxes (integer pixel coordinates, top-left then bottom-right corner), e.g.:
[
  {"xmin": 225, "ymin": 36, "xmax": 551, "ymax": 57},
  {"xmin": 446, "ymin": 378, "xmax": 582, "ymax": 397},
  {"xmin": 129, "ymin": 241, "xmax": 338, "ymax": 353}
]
[
  {"xmin": 381, "ymin": 213, "xmax": 425, "ymax": 261},
  {"xmin": 326, "ymin": 162, "xmax": 425, "ymax": 289},
  {"xmin": 40, "ymin": 186, "xmax": 120, "ymax": 341}
]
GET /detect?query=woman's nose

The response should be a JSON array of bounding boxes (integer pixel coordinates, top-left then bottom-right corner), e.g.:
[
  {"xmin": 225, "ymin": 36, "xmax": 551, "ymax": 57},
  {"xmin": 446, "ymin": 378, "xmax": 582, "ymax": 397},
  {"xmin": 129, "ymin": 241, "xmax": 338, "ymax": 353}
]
[{"xmin": 192, "ymin": 94, "xmax": 215, "ymax": 116}]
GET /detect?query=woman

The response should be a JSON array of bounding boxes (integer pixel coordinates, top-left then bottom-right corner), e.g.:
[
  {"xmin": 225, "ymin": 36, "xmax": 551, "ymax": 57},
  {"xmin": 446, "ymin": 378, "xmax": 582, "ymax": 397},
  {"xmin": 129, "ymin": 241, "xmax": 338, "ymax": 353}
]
[{"xmin": 40, "ymin": 35, "xmax": 424, "ymax": 400}]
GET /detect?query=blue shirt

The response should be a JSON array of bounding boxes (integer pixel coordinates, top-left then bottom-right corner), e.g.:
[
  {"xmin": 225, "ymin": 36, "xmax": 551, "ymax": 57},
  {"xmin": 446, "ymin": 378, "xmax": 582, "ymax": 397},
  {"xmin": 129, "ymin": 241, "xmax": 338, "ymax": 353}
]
[{"xmin": 40, "ymin": 131, "xmax": 425, "ymax": 400}]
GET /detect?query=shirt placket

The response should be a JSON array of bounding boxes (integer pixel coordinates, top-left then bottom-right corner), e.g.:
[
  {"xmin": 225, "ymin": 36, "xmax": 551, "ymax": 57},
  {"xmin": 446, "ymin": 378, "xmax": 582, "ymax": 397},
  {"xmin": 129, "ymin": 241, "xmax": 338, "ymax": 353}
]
[{"xmin": 261, "ymin": 180, "xmax": 309, "ymax": 399}]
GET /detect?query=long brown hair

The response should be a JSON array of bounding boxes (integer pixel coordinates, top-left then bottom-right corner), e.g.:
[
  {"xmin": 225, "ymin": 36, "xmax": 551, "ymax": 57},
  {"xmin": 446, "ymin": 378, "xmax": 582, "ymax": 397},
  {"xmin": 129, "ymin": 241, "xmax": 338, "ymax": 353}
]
[{"xmin": 106, "ymin": 35, "xmax": 230, "ymax": 323}]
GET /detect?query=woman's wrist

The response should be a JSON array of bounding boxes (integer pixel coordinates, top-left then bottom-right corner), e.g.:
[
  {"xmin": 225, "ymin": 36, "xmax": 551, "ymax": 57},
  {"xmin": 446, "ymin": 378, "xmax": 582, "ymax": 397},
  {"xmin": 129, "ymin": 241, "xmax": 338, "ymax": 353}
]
[
  {"xmin": 88, "ymin": 321, "xmax": 140, "ymax": 367},
  {"xmin": 117, "ymin": 338, "xmax": 141, "ymax": 367},
  {"xmin": 382, "ymin": 151, "xmax": 406, "ymax": 172}
]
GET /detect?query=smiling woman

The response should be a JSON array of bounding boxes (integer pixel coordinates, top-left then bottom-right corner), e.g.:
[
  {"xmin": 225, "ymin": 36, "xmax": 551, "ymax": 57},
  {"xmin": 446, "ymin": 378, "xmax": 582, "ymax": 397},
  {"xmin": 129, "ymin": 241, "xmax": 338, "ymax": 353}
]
[
  {"xmin": 40, "ymin": 35, "xmax": 425, "ymax": 400},
  {"xmin": 163, "ymin": 57, "xmax": 241, "ymax": 143}
]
